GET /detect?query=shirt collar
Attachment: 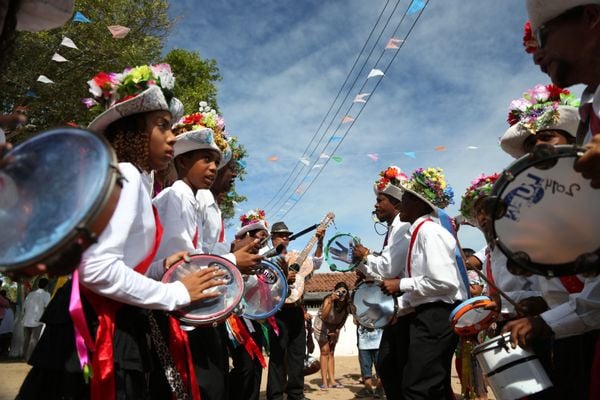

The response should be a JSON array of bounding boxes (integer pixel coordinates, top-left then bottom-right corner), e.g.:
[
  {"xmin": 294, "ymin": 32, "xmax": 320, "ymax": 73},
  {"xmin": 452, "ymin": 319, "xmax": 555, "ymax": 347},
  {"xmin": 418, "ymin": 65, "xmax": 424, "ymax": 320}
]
[
  {"xmin": 408, "ymin": 214, "xmax": 435, "ymax": 234},
  {"xmin": 172, "ymin": 180, "xmax": 198, "ymax": 209}
]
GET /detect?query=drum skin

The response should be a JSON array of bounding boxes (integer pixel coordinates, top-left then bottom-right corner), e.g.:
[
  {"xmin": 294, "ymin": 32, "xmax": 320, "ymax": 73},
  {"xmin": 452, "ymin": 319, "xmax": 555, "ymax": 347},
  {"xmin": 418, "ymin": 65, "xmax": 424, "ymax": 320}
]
[
  {"xmin": 489, "ymin": 145, "xmax": 600, "ymax": 277},
  {"xmin": 162, "ymin": 254, "xmax": 244, "ymax": 326},
  {"xmin": 351, "ymin": 280, "xmax": 397, "ymax": 329},
  {"xmin": 326, "ymin": 233, "xmax": 360, "ymax": 272},
  {"xmin": 241, "ymin": 260, "xmax": 287, "ymax": 320},
  {"xmin": 0, "ymin": 128, "xmax": 121, "ymax": 275},
  {"xmin": 449, "ymin": 296, "xmax": 498, "ymax": 336}
]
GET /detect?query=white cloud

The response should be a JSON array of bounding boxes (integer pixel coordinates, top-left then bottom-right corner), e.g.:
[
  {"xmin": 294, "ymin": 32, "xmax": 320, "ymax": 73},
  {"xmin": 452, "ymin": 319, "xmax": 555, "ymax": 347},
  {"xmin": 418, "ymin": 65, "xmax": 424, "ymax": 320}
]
[{"xmin": 166, "ymin": 0, "xmax": 562, "ymax": 255}]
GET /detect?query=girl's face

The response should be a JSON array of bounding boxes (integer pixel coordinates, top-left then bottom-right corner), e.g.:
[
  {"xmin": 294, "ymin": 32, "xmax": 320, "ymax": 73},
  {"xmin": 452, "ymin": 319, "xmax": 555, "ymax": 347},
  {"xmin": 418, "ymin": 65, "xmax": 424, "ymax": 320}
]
[
  {"xmin": 146, "ymin": 110, "xmax": 176, "ymax": 171},
  {"xmin": 183, "ymin": 150, "xmax": 220, "ymax": 191}
]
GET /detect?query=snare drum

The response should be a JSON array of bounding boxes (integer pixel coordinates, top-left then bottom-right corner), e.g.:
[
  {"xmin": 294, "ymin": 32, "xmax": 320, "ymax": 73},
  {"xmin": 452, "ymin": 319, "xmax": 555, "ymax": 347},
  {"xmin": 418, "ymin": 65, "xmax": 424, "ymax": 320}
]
[
  {"xmin": 485, "ymin": 145, "xmax": 600, "ymax": 276},
  {"xmin": 351, "ymin": 280, "xmax": 397, "ymax": 329},
  {"xmin": 449, "ymin": 296, "xmax": 498, "ymax": 336},
  {"xmin": 162, "ymin": 254, "xmax": 244, "ymax": 326},
  {"xmin": 241, "ymin": 260, "xmax": 288, "ymax": 320},
  {"xmin": 0, "ymin": 128, "xmax": 121, "ymax": 275},
  {"xmin": 326, "ymin": 233, "xmax": 360, "ymax": 272},
  {"xmin": 473, "ymin": 332, "xmax": 553, "ymax": 399}
]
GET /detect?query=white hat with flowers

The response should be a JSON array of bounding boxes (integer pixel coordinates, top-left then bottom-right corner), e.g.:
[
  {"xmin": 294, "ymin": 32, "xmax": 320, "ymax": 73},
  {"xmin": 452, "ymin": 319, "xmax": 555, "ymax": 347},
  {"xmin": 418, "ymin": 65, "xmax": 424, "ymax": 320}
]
[
  {"xmin": 172, "ymin": 114, "xmax": 222, "ymax": 158},
  {"xmin": 186, "ymin": 101, "xmax": 233, "ymax": 170},
  {"xmin": 85, "ymin": 64, "xmax": 184, "ymax": 134},
  {"xmin": 399, "ymin": 167, "xmax": 454, "ymax": 214},
  {"xmin": 235, "ymin": 209, "xmax": 268, "ymax": 238},
  {"xmin": 501, "ymin": 84, "xmax": 580, "ymax": 158},
  {"xmin": 373, "ymin": 166, "xmax": 408, "ymax": 202},
  {"xmin": 526, "ymin": 0, "xmax": 600, "ymax": 32},
  {"xmin": 459, "ymin": 173, "xmax": 501, "ymax": 225}
]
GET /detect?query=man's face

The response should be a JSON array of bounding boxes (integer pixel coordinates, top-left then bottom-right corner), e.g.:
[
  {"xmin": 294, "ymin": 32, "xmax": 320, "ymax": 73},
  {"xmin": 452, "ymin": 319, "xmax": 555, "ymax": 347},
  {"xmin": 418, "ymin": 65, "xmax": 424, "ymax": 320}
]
[
  {"xmin": 532, "ymin": 7, "xmax": 593, "ymax": 87},
  {"xmin": 374, "ymin": 193, "xmax": 398, "ymax": 222},
  {"xmin": 271, "ymin": 232, "xmax": 290, "ymax": 248},
  {"xmin": 522, "ymin": 130, "xmax": 572, "ymax": 154}
]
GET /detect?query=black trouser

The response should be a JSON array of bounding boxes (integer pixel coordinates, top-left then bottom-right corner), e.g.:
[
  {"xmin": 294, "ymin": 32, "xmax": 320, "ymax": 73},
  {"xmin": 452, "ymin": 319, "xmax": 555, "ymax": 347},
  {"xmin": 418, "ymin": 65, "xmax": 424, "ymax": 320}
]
[
  {"xmin": 188, "ymin": 324, "xmax": 230, "ymax": 400},
  {"xmin": 402, "ymin": 302, "xmax": 458, "ymax": 400},
  {"xmin": 229, "ymin": 319, "xmax": 265, "ymax": 400},
  {"xmin": 551, "ymin": 331, "xmax": 598, "ymax": 400},
  {"xmin": 266, "ymin": 306, "xmax": 306, "ymax": 400},
  {"xmin": 376, "ymin": 316, "xmax": 410, "ymax": 400}
]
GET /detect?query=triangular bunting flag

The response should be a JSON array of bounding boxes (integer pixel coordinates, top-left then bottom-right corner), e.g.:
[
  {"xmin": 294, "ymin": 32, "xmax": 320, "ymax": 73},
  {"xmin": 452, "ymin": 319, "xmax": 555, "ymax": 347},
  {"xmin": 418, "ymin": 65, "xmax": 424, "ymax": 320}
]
[
  {"xmin": 60, "ymin": 37, "xmax": 78, "ymax": 49},
  {"xmin": 404, "ymin": 151, "xmax": 416, "ymax": 158},
  {"xmin": 367, "ymin": 69, "xmax": 384, "ymax": 79},
  {"xmin": 341, "ymin": 115, "xmax": 354, "ymax": 123},
  {"xmin": 299, "ymin": 157, "xmax": 310, "ymax": 166},
  {"xmin": 36, "ymin": 75, "xmax": 54, "ymax": 84},
  {"xmin": 72, "ymin": 11, "xmax": 91, "ymax": 23},
  {"xmin": 51, "ymin": 53, "xmax": 68, "ymax": 62},
  {"xmin": 25, "ymin": 90, "xmax": 38, "ymax": 98},
  {"xmin": 407, "ymin": 0, "xmax": 426, "ymax": 15},
  {"xmin": 329, "ymin": 136, "xmax": 342, "ymax": 142},
  {"xmin": 467, "ymin": 146, "xmax": 478, "ymax": 150},
  {"xmin": 294, "ymin": 185, "xmax": 304, "ymax": 194},
  {"xmin": 435, "ymin": 146, "xmax": 446, "ymax": 151},
  {"xmin": 312, "ymin": 164, "xmax": 323, "ymax": 169},
  {"xmin": 319, "ymin": 153, "xmax": 329, "ymax": 159},
  {"xmin": 367, "ymin": 153, "xmax": 378, "ymax": 161},
  {"xmin": 385, "ymin": 38, "xmax": 404, "ymax": 49},
  {"xmin": 331, "ymin": 156, "xmax": 343, "ymax": 163},
  {"xmin": 107, "ymin": 25, "xmax": 131, "ymax": 39},
  {"xmin": 267, "ymin": 156, "xmax": 278, "ymax": 161},
  {"xmin": 353, "ymin": 93, "xmax": 370, "ymax": 103}
]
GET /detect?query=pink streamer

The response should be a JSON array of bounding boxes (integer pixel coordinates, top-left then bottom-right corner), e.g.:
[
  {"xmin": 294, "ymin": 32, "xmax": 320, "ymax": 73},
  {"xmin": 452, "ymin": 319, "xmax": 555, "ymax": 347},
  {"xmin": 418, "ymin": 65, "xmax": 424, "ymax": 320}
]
[{"xmin": 69, "ymin": 270, "xmax": 96, "ymax": 370}]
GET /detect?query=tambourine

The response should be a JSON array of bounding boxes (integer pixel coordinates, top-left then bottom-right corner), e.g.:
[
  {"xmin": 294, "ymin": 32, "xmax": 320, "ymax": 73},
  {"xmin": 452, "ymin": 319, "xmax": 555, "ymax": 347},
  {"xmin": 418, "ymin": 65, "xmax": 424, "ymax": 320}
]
[
  {"xmin": 351, "ymin": 280, "xmax": 397, "ymax": 329},
  {"xmin": 241, "ymin": 260, "xmax": 288, "ymax": 320},
  {"xmin": 449, "ymin": 296, "xmax": 498, "ymax": 336},
  {"xmin": 162, "ymin": 254, "xmax": 244, "ymax": 326},
  {"xmin": 482, "ymin": 144, "xmax": 600, "ymax": 277},
  {"xmin": 0, "ymin": 128, "xmax": 122, "ymax": 275},
  {"xmin": 326, "ymin": 233, "xmax": 361, "ymax": 272}
]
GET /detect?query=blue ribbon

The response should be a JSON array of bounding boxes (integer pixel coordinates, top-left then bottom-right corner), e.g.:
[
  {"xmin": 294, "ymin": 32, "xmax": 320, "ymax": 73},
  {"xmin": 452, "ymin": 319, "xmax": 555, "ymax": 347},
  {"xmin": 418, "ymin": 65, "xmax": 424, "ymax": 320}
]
[{"xmin": 437, "ymin": 208, "xmax": 471, "ymax": 299}]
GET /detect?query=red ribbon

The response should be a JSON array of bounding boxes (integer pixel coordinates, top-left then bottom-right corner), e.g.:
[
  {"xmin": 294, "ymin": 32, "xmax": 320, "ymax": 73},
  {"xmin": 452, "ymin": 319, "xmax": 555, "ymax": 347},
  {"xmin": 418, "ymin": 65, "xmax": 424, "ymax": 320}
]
[
  {"xmin": 84, "ymin": 206, "xmax": 164, "ymax": 400},
  {"xmin": 559, "ymin": 275, "xmax": 584, "ymax": 294},
  {"xmin": 168, "ymin": 317, "xmax": 200, "ymax": 400},
  {"xmin": 227, "ymin": 315, "xmax": 266, "ymax": 368},
  {"xmin": 406, "ymin": 218, "xmax": 432, "ymax": 278},
  {"xmin": 485, "ymin": 249, "xmax": 497, "ymax": 296},
  {"xmin": 218, "ymin": 217, "xmax": 225, "ymax": 243}
]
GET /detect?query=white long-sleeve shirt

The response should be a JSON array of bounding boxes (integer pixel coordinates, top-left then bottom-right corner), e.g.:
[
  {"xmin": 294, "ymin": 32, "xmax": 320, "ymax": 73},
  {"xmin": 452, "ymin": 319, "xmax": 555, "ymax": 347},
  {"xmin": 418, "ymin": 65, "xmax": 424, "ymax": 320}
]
[
  {"xmin": 579, "ymin": 84, "xmax": 600, "ymax": 144},
  {"xmin": 23, "ymin": 288, "xmax": 50, "ymax": 328},
  {"xmin": 357, "ymin": 214, "xmax": 410, "ymax": 280},
  {"xmin": 474, "ymin": 246, "xmax": 540, "ymax": 315},
  {"xmin": 399, "ymin": 215, "xmax": 468, "ymax": 308},
  {"xmin": 79, "ymin": 163, "xmax": 190, "ymax": 311},
  {"xmin": 537, "ymin": 274, "xmax": 600, "ymax": 339},
  {"xmin": 196, "ymin": 189, "xmax": 229, "ymax": 256}
]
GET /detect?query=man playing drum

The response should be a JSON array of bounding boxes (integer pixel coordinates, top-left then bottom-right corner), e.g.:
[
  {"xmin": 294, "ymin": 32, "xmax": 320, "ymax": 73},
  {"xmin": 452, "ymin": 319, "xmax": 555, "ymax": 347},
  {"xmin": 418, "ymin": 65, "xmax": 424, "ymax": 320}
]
[
  {"xmin": 498, "ymin": 80, "xmax": 600, "ymax": 399},
  {"xmin": 380, "ymin": 167, "xmax": 467, "ymax": 400},
  {"xmin": 351, "ymin": 165, "xmax": 411, "ymax": 400}
]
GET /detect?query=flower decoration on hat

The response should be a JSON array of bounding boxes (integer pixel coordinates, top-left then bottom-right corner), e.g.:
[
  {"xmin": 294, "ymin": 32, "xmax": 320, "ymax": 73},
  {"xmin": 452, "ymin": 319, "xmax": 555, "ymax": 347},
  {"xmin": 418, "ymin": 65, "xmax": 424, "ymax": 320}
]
[
  {"xmin": 507, "ymin": 84, "xmax": 579, "ymax": 134},
  {"xmin": 375, "ymin": 166, "xmax": 408, "ymax": 191},
  {"xmin": 459, "ymin": 173, "xmax": 500, "ymax": 221},
  {"xmin": 403, "ymin": 167, "xmax": 454, "ymax": 209},
  {"xmin": 240, "ymin": 209, "xmax": 267, "ymax": 227},
  {"xmin": 83, "ymin": 64, "xmax": 176, "ymax": 112},
  {"xmin": 522, "ymin": 21, "xmax": 537, "ymax": 54}
]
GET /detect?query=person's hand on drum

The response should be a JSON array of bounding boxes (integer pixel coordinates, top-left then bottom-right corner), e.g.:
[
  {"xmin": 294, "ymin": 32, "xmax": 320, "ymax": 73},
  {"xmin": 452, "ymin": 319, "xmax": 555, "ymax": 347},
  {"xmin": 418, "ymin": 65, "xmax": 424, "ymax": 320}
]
[
  {"xmin": 352, "ymin": 243, "xmax": 369, "ymax": 263},
  {"xmin": 502, "ymin": 316, "xmax": 553, "ymax": 349},
  {"xmin": 517, "ymin": 296, "xmax": 549, "ymax": 316},
  {"xmin": 574, "ymin": 135, "xmax": 600, "ymax": 188},
  {"xmin": 233, "ymin": 239, "xmax": 264, "ymax": 274},
  {"xmin": 181, "ymin": 266, "xmax": 227, "ymax": 302},
  {"xmin": 380, "ymin": 278, "xmax": 401, "ymax": 296},
  {"xmin": 164, "ymin": 251, "xmax": 189, "ymax": 271}
]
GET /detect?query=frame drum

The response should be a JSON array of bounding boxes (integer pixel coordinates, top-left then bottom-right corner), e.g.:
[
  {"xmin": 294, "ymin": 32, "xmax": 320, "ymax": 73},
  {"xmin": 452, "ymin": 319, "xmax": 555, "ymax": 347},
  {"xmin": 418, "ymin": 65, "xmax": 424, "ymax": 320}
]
[
  {"xmin": 326, "ymin": 233, "xmax": 361, "ymax": 272},
  {"xmin": 162, "ymin": 254, "xmax": 244, "ymax": 326},
  {"xmin": 241, "ymin": 260, "xmax": 288, "ymax": 320},
  {"xmin": 0, "ymin": 128, "xmax": 121, "ymax": 275},
  {"xmin": 351, "ymin": 280, "xmax": 397, "ymax": 329}
]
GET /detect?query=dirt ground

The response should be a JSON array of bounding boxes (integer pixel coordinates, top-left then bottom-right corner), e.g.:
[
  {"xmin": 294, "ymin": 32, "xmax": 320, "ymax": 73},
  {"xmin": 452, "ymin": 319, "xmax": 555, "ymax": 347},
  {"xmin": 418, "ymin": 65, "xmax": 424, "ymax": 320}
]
[{"xmin": 0, "ymin": 356, "xmax": 495, "ymax": 400}]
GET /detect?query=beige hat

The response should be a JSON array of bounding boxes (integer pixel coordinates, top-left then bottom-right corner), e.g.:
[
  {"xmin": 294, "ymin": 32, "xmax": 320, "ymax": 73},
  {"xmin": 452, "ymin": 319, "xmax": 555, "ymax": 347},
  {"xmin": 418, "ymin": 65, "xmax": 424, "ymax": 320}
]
[
  {"xmin": 173, "ymin": 126, "xmax": 221, "ymax": 158},
  {"xmin": 373, "ymin": 166, "xmax": 408, "ymax": 202},
  {"xmin": 501, "ymin": 105, "xmax": 579, "ymax": 158},
  {"xmin": 526, "ymin": 0, "xmax": 600, "ymax": 32}
]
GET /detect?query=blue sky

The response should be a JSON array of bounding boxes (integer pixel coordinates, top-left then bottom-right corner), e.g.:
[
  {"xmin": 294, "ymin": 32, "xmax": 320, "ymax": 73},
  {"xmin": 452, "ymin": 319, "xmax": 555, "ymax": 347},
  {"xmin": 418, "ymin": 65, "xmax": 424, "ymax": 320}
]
[{"xmin": 165, "ymin": 0, "xmax": 560, "ymax": 259}]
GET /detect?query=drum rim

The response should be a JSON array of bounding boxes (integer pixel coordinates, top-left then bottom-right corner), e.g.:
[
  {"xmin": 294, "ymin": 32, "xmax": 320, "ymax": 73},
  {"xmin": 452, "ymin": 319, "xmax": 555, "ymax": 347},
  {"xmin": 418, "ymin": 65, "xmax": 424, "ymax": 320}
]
[
  {"xmin": 489, "ymin": 145, "xmax": 600, "ymax": 277},
  {"xmin": 162, "ymin": 253, "xmax": 244, "ymax": 324},
  {"xmin": 449, "ymin": 296, "xmax": 497, "ymax": 335},
  {"xmin": 0, "ymin": 128, "xmax": 119, "ymax": 272},
  {"xmin": 351, "ymin": 280, "xmax": 398, "ymax": 329},
  {"xmin": 242, "ymin": 259, "xmax": 288, "ymax": 320},
  {"xmin": 325, "ymin": 232, "xmax": 360, "ymax": 272}
]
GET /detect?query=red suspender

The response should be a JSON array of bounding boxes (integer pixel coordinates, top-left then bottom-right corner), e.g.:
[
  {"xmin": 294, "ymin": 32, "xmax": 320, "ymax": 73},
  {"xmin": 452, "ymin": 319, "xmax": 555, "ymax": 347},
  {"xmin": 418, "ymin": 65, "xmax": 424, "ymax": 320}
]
[{"xmin": 406, "ymin": 218, "xmax": 433, "ymax": 278}]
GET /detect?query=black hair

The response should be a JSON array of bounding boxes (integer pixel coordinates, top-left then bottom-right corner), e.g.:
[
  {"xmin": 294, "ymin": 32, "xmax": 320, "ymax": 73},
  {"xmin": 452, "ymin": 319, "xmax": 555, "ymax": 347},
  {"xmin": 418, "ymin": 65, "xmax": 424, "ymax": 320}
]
[
  {"xmin": 104, "ymin": 113, "xmax": 150, "ymax": 171},
  {"xmin": 38, "ymin": 278, "xmax": 49, "ymax": 289},
  {"xmin": 334, "ymin": 281, "xmax": 349, "ymax": 291},
  {"xmin": 0, "ymin": 0, "xmax": 21, "ymax": 72}
]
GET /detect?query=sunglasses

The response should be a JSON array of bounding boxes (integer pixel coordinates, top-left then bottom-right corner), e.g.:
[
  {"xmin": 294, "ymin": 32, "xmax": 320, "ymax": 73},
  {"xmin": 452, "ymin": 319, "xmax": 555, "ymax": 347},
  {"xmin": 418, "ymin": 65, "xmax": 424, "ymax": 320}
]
[{"xmin": 534, "ymin": 6, "xmax": 585, "ymax": 50}]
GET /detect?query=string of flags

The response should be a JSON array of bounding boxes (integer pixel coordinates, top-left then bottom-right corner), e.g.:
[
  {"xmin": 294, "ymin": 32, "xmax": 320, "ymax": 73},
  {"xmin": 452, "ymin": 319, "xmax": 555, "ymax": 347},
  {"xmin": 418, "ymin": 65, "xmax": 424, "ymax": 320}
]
[{"xmin": 35, "ymin": 10, "xmax": 131, "ymax": 87}]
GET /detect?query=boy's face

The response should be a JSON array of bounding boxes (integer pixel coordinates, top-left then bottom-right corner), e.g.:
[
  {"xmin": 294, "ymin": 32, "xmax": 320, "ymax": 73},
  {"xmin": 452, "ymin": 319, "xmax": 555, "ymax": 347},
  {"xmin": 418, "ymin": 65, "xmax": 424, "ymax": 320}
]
[
  {"xmin": 183, "ymin": 149, "xmax": 220, "ymax": 190},
  {"xmin": 147, "ymin": 111, "xmax": 176, "ymax": 171}
]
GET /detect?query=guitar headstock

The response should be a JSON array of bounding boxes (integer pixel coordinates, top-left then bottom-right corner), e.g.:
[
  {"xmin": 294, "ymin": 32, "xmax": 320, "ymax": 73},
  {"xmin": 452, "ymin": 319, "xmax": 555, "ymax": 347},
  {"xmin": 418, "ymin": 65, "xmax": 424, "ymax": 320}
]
[{"xmin": 319, "ymin": 212, "xmax": 335, "ymax": 230}]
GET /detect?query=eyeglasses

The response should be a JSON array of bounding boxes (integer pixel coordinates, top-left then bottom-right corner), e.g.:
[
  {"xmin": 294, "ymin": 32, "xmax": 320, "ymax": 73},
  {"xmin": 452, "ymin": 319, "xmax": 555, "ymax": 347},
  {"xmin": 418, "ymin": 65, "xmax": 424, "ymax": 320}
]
[
  {"xmin": 534, "ymin": 24, "xmax": 549, "ymax": 50},
  {"xmin": 534, "ymin": 6, "xmax": 585, "ymax": 50}
]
